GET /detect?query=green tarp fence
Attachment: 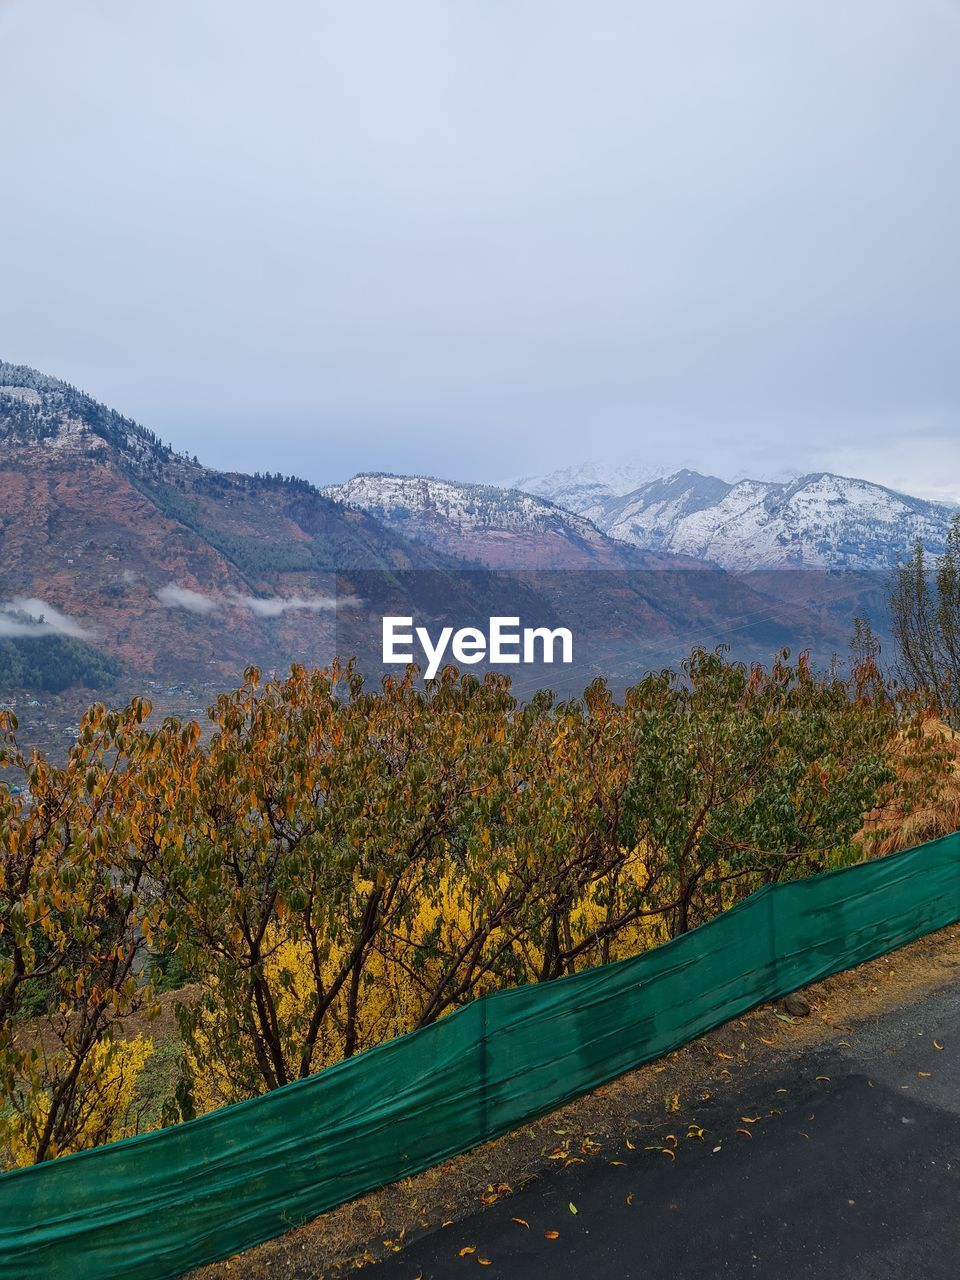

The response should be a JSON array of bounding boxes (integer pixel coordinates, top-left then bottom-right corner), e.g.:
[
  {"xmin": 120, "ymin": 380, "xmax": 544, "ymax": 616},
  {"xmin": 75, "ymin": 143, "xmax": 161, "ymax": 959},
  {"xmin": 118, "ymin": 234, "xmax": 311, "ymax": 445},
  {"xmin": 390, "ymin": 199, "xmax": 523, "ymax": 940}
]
[{"xmin": 3, "ymin": 828, "xmax": 960, "ymax": 1279}]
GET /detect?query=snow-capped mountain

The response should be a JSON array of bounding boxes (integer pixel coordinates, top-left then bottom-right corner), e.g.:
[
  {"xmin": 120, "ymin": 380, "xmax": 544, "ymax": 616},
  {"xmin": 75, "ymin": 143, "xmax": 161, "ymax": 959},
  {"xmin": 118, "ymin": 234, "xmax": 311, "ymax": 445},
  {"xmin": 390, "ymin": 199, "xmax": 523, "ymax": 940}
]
[
  {"xmin": 507, "ymin": 457, "xmax": 663, "ymax": 513},
  {"xmin": 324, "ymin": 473, "xmax": 689, "ymax": 570},
  {"xmin": 528, "ymin": 467, "xmax": 958, "ymax": 570}
]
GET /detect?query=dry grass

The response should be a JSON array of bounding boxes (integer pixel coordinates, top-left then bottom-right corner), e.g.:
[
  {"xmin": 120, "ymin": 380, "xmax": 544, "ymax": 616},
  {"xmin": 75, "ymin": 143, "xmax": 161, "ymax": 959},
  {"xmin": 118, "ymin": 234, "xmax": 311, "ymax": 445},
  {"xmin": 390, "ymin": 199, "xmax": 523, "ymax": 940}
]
[{"xmin": 862, "ymin": 717, "xmax": 960, "ymax": 856}]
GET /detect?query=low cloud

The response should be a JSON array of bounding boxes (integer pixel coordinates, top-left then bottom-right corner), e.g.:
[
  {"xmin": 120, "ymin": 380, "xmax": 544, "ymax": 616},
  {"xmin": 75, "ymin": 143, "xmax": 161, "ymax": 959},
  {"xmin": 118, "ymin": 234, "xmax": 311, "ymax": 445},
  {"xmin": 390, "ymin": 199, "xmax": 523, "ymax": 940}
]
[
  {"xmin": 0, "ymin": 596, "xmax": 91, "ymax": 639},
  {"xmin": 154, "ymin": 585, "xmax": 359, "ymax": 618},
  {"xmin": 231, "ymin": 593, "xmax": 340, "ymax": 618},
  {"xmin": 155, "ymin": 584, "xmax": 218, "ymax": 614}
]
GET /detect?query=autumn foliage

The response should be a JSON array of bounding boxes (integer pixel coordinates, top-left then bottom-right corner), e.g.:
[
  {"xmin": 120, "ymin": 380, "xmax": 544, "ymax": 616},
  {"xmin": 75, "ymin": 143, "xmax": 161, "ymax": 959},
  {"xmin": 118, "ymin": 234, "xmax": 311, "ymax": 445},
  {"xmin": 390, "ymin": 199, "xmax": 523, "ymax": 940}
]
[{"xmin": 0, "ymin": 648, "xmax": 951, "ymax": 1162}]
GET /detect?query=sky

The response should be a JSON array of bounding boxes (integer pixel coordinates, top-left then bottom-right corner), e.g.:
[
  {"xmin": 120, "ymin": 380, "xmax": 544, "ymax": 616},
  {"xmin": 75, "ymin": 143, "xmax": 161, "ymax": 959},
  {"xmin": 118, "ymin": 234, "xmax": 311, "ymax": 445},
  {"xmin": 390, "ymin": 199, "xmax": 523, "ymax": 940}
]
[{"xmin": 1, "ymin": 0, "xmax": 958, "ymax": 500}]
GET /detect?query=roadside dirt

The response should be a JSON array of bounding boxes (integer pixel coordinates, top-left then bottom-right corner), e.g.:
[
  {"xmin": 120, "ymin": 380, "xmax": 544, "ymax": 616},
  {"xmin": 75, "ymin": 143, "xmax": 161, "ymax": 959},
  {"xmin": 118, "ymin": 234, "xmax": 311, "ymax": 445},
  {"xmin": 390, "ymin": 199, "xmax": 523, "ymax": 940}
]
[{"xmin": 193, "ymin": 920, "xmax": 960, "ymax": 1279}]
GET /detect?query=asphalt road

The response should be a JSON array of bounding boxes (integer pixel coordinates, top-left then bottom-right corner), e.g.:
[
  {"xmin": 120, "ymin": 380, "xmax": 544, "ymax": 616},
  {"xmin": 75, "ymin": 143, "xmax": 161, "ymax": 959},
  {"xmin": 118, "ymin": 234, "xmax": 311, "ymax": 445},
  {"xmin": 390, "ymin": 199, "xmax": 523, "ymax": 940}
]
[{"xmin": 375, "ymin": 982, "xmax": 960, "ymax": 1280}]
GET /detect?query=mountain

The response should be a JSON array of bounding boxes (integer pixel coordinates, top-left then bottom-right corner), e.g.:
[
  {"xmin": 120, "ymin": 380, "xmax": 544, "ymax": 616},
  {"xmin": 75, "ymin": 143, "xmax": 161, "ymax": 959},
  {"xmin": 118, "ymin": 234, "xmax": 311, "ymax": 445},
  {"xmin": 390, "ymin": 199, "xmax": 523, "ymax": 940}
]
[
  {"xmin": 517, "ymin": 465, "xmax": 958, "ymax": 570},
  {"xmin": 507, "ymin": 458, "xmax": 663, "ymax": 514},
  {"xmin": 0, "ymin": 362, "xmax": 457, "ymax": 687},
  {"xmin": 323, "ymin": 472, "xmax": 685, "ymax": 570},
  {"xmin": 0, "ymin": 362, "xmax": 907, "ymax": 719}
]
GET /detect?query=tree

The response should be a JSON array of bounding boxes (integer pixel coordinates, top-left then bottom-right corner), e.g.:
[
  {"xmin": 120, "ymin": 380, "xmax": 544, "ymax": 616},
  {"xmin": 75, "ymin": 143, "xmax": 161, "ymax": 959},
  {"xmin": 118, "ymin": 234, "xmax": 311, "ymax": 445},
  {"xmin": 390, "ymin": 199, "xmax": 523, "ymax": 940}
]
[
  {"xmin": 0, "ymin": 700, "xmax": 195, "ymax": 1161},
  {"xmin": 617, "ymin": 647, "xmax": 901, "ymax": 935},
  {"xmin": 890, "ymin": 515, "xmax": 960, "ymax": 723}
]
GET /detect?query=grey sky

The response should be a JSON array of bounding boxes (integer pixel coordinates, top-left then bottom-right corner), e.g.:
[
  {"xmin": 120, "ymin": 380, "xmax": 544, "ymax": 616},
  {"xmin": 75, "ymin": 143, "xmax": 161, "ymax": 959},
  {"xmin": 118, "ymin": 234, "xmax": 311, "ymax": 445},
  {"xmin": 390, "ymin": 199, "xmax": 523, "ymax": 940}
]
[{"xmin": 1, "ymin": 1, "xmax": 958, "ymax": 499}]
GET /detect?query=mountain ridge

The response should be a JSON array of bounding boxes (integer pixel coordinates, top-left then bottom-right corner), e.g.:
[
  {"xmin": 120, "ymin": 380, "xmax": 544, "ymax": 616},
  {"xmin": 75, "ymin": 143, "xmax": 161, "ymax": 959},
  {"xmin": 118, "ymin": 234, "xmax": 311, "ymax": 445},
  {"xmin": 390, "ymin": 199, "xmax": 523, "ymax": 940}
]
[
  {"xmin": 324, "ymin": 471, "xmax": 701, "ymax": 570},
  {"xmin": 0, "ymin": 362, "xmax": 460, "ymax": 686},
  {"xmin": 515, "ymin": 462, "xmax": 958, "ymax": 569}
]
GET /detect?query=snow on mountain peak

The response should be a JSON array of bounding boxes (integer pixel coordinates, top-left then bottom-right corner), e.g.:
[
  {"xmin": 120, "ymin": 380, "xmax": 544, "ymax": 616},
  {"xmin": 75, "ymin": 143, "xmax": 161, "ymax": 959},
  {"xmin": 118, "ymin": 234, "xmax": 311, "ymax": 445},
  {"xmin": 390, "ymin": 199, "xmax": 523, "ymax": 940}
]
[{"xmin": 505, "ymin": 460, "xmax": 959, "ymax": 569}]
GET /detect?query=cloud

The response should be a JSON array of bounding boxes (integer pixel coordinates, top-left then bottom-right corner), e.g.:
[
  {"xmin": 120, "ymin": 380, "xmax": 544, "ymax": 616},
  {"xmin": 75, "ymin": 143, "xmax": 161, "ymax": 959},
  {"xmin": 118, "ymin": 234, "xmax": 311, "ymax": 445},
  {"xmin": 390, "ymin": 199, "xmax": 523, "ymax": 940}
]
[
  {"xmin": 155, "ymin": 584, "xmax": 218, "ymax": 614},
  {"xmin": 231, "ymin": 593, "xmax": 340, "ymax": 618},
  {"xmin": 154, "ymin": 586, "xmax": 359, "ymax": 618},
  {"xmin": 0, "ymin": 596, "xmax": 91, "ymax": 639}
]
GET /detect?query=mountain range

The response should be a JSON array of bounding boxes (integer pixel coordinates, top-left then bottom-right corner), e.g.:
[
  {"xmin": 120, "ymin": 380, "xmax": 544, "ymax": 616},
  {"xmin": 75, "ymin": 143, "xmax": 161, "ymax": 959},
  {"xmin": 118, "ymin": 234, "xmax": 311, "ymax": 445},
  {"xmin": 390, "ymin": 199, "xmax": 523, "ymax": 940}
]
[
  {"xmin": 509, "ymin": 464, "xmax": 958, "ymax": 571},
  {"xmin": 323, "ymin": 473, "xmax": 693, "ymax": 570},
  {"xmin": 3, "ymin": 359, "xmax": 956, "ymax": 711}
]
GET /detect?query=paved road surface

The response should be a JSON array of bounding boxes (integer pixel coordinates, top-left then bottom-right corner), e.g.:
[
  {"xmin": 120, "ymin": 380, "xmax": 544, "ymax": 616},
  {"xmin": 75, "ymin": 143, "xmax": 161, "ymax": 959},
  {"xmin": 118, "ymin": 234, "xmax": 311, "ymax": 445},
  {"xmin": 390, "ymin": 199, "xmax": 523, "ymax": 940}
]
[{"xmin": 375, "ymin": 982, "xmax": 960, "ymax": 1279}]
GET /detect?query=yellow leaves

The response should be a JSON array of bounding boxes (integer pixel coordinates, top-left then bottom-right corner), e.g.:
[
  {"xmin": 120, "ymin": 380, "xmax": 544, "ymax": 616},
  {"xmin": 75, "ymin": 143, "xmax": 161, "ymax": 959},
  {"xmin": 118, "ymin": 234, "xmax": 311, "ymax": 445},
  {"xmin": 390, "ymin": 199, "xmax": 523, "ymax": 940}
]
[
  {"xmin": 933, "ymin": 1040, "xmax": 944, "ymax": 1051},
  {"xmin": 568, "ymin": 1203, "xmax": 578, "ymax": 1215},
  {"xmin": 664, "ymin": 1092, "xmax": 680, "ymax": 1113},
  {"xmin": 6, "ymin": 1036, "xmax": 154, "ymax": 1166},
  {"xmin": 511, "ymin": 1218, "xmax": 529, "ymax": 1229},
  {"xmin": 459, "ymin": 1246, "xmax": 476, "ymax": 1257},
  {"xmin": 544, "ymin": 1230, "xmax": 560, "ymax": 1240}
]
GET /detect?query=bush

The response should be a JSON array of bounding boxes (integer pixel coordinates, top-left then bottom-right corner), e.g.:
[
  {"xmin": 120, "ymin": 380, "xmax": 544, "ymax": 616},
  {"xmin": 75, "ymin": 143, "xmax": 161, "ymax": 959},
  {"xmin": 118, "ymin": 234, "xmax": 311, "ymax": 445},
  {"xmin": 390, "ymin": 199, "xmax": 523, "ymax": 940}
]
[{"xmin": 0, "ymin": 648, "xmax": 949, "ymax": 1153}]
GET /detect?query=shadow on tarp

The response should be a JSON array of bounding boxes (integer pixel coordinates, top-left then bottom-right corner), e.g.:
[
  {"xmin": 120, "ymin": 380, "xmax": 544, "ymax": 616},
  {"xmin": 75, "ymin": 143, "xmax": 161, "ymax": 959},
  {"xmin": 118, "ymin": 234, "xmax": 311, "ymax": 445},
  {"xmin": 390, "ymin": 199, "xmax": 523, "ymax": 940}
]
[{"xmin": 1, "ymin": 827, "xmax": 958, "ymax": 1280}]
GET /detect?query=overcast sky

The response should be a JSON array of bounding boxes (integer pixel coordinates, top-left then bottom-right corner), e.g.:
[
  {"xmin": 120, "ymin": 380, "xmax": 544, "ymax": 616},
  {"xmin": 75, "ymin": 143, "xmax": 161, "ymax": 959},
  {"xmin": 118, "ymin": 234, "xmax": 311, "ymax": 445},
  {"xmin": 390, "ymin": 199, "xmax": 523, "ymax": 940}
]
[{"xmin": 1, "ymin": 1, "xmax": 958, "ymax": 499}]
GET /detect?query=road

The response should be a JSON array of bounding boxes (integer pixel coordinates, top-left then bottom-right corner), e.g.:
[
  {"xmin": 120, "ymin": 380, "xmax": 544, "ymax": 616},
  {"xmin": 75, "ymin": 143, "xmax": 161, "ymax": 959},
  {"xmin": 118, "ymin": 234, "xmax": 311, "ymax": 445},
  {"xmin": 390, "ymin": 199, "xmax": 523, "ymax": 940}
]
[{"xmin": 374, "ymin": 981, "xmax": 960, "ymax": 1279}]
